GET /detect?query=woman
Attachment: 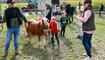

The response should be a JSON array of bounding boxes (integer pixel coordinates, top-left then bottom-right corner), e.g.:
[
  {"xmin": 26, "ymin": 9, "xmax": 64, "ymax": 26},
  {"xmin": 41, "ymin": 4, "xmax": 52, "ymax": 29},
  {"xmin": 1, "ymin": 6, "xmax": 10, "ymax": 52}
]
[
  {"xmin": 45, "ymin": 3, "xmax": 52, "ymax": 22},
  {"xmin": 76, "ymin": 0, "xmax": 96, "ymax": 60}
]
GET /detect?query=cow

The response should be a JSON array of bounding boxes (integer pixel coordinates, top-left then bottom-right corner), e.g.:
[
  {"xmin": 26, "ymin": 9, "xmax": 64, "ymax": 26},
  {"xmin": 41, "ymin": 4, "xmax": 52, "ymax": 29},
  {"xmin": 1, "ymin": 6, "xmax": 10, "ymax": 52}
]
[{"xmin": 25, "ymin": 18, "xmax": 49, "ymax": 47}]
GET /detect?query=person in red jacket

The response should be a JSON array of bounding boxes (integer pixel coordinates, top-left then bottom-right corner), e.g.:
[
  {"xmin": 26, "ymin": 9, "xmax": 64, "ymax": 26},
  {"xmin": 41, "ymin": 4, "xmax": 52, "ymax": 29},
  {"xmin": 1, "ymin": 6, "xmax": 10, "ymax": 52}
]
[{"xmin": 49, "ymin": 16, "xmax": 60, "ymax": 47}]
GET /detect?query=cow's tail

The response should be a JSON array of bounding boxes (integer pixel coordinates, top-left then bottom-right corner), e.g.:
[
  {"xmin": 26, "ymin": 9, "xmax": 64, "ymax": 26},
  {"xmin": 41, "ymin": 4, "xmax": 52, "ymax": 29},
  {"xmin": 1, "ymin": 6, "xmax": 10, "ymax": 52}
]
[
  {"xmin": 25, "ymin": 21, "xmax": 32, "ymax": 35},
  {"xmin": 25, "ymin": 21, "xmax": 32, "ymax": 28}
]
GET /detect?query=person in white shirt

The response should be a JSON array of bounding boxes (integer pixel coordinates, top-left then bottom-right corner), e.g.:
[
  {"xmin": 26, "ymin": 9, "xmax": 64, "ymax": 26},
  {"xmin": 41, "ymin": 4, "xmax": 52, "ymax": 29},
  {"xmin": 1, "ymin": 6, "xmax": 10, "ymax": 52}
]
[
  {"xmin": 76, "ymin": 2, "xmax": 84, "ymax": 39},
  {"xmin": 76, "ymin": 2, "xmax": 84, "ymax": 15},
  {"xmin": 77, "ymin": 10, "xmax": 83, "ymax": 39}
]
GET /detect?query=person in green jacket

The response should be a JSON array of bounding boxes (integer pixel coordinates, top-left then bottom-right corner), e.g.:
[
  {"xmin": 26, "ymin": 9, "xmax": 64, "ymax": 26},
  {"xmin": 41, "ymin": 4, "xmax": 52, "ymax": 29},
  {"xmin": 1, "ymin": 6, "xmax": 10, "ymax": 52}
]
[{"xmin": 60, "ymin": 11, "xmax": 68, "ymax": 36}]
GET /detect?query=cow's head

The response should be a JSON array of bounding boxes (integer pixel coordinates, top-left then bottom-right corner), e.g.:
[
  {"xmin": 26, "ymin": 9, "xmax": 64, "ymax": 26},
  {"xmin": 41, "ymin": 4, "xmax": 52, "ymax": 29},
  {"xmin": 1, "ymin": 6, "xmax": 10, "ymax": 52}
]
[{"xmin": 41, "ymin": 17, "xmax": 49, "ymax": 29}]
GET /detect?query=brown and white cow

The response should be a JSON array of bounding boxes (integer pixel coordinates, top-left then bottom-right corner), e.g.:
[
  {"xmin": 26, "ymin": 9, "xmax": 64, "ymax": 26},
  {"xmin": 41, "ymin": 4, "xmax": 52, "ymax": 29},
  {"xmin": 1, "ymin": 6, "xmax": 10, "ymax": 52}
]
[{"xmin": 25, "ymin": 18, "xmax": 49, "ymax": 47}]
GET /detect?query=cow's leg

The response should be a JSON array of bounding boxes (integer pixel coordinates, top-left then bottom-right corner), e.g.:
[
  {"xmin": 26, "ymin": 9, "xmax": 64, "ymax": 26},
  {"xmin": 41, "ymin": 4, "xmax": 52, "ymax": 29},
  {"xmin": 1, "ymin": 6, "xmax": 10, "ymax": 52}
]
[
  {"xmin": 44, "ymin": 33, "xmax": 48, "ymax": 47},
  {"xmin": 28, "ymin": 34, "xmax": 32, "ymax": 43},
  {"xmin": 38, "ymin": 35, "xmax": 41, "ymax": 47},
  {"xmin": 25, "ymin": 27, "xmax": 32, "ymax": 43}
]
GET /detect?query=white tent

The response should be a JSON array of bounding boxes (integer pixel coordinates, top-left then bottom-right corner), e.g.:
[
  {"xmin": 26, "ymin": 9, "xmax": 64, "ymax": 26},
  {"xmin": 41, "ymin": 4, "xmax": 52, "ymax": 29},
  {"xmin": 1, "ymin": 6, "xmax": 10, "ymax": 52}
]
[
  {"xmin": 38, "ymin": 0, "xmax": 60, "ymax": 10},
  {"xmin": 38, "ymin": 0, "xmax": 51, "ymax": 10}
]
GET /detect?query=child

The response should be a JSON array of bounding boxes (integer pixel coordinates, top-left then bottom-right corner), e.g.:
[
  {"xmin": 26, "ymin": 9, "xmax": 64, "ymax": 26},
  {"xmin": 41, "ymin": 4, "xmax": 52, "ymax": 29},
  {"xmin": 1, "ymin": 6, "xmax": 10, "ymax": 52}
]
[
  {"xmin": 38, "ymin": 12, "xmax": 43, "ymax": 20},
  {"xmin": 49, "ymin": 16, "xmax": 60, "ymax": 47},
  {"xmin": 60, "ymin": 11, "xmax": 67, "ymax": 36},
  {"xmin": 53, "ymin": 7, "xmax": 61, "ymax": 31},
  {"xmin": 77, "ymin": 10, "xmax": 83, "ymax": 39}
]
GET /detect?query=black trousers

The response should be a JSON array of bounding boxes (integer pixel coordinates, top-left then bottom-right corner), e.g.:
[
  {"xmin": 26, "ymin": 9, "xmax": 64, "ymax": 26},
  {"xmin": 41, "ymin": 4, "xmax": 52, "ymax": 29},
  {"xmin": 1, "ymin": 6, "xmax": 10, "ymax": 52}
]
[
  {"xmin": 51, "ymin": 33, "xmax": 59, "ymax": 46},
  {"xmin": 61, "ymin": 27, "xmax": 66, "ymax": 36}
]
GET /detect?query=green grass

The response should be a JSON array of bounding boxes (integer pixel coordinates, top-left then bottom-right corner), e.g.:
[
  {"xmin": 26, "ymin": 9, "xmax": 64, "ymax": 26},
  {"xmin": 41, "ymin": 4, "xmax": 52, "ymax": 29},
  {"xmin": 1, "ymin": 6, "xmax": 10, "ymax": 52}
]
[{"xmin": 0, "ymin": 14, "xmax": 105, "ymax": 60}]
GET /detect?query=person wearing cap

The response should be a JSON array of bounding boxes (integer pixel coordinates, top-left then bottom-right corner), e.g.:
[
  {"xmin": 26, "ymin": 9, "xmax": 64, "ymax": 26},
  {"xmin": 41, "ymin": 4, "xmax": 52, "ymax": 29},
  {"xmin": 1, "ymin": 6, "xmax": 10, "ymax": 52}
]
[
  {"xmin": 0, "ymin": 0, "xmax": 27, "ymax": 56},
  {"xmin": 76, "ymin": 0, "xmax": 96, "ymax": 59},
  {"xmin": 49, "ymin": 16, "xmax": 60, "ymax": 47}
]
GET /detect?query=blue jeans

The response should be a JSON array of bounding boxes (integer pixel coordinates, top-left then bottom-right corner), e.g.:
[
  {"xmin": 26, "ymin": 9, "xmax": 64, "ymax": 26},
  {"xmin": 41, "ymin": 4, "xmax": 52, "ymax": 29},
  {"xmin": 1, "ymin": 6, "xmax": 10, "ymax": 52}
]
[
  {"xmin": 70, "ymin": 15, "xmax": 73, "ymax": 22},
  {"xmin": 82, "ymin": 32, "xmax": 93, "ymax": 58},
  {"xmin": 78, "ymin": 26, "xmax": 83, "ymax": 36},
  {"xmin": 67, "ymin": 14, "xmax": 71, "ymax": 24},
  {"xmin": 5, "ymin": 27, "xmax": 20, "ymax": 52}
]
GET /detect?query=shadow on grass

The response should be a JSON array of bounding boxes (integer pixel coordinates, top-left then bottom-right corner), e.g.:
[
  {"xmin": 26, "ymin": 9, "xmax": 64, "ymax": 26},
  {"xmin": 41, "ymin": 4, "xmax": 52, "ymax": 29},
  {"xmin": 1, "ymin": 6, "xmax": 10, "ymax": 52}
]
[
  {"xmin": 61, "ymin": 36, "xmax": 73, "ymax": 49},
  {"xmin": 68, "ymin": 24, "xmax": 76, "ymax": 31},
  {"xmin": 22, "ymin": 43, "xmax": 51, "ymax": 60},
  {"xmin": 91, "ymin": 47, "xmax": 98, "ymax": 54},
  {"xmin": 1, "ymin": 56, "xmax": 7, "ymax": 60},
  {"xmin": 52, "ymin": 47, "xmax": 60, "ymax": 60},
  {"xmin": 10, "ymin": 54, "xmax": 16, "ymax": 60}
]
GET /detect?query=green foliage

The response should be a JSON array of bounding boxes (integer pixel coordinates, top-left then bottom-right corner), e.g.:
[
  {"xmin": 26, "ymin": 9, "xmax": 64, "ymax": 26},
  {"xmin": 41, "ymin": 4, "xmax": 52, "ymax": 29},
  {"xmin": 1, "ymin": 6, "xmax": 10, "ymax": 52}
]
[
  {"xmin": 1, "ymin": 3, "xmax": 28, "ymax": 15},
  {"xmin": 61, "ymin": 0, "xmax": 105, "ymax": 11}
]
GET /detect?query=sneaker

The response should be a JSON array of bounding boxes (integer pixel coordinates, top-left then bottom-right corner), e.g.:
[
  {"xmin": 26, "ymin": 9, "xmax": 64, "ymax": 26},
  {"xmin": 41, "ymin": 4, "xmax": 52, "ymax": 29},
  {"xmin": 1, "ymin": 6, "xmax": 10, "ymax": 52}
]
[
  {"xmin": 82, "ymin": 53, "xmax": 87, "ymax": 56},
  {"xmin": 3, "ymin": 52, "xmax": 8, "ymax": 57},
  {"xmin": 83, "ymin": 57, "xmax": 92, "ymax": 60},
  {"xmin": 15, "ymin": 51, "xmax": 21, "ymax": 55}
]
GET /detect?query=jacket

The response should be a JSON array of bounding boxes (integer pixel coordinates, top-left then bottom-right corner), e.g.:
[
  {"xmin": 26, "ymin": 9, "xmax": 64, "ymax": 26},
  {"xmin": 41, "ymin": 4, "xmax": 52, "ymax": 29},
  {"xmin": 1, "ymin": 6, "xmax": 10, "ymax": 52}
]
[
  {"xmin": 0, "ymin": 7, "xmax": 27, "ymax": 28},
  {"xmin": 83, "ymin": 7, "xmax": 96, "ymax": 31},
  {"xmin": 49, "ymin": 21, "xmax": 58, "ymax": 34},
  {"xmin": 60, "ymin": 16, "xmax": 67, "ymax": 27}
]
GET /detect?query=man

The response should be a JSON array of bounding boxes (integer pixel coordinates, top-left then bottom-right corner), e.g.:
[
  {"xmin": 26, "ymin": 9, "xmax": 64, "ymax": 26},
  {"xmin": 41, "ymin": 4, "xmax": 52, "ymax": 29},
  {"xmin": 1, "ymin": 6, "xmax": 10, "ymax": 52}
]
[
  {"xmin": 60, "ymin": 1, "xmax": 67, "ymax": 11},
  {"xmin": 66, "ymin": 4, "xmax": 71, "ymax": 24},
  {"xmin": 69, "ymin": 4, "xmax": 75, "ymax": 22},
  {"xmin": 0, "ymin": 0, "xmax": 27, "ymax": 56},
  {"xmin": 99, "ymin": 3, "xmax": 104, "ymax": 18}
]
